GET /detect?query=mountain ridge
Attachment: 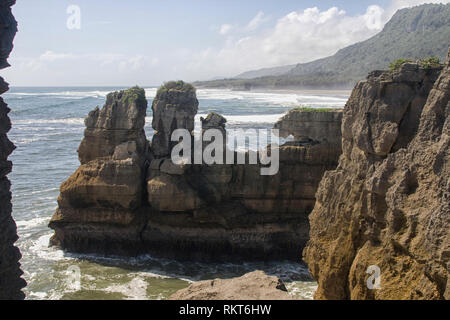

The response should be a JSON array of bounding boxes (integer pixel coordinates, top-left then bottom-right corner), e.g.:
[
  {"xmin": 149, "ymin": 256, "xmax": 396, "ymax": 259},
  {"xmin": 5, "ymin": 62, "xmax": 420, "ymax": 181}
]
[{"xmin": 196, "ymin": 3, "xmax": 450, "ymax": 89}]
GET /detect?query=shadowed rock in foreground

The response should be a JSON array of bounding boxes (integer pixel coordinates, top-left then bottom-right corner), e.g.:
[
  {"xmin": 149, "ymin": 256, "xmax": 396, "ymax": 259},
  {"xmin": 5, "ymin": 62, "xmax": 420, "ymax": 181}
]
[
  {"xmin": 304, "ymin": 51, "xmax": 449, "ymax": 300},
  {"xmin": 169, "ymin": 271, "xmax": 293, "ymax": 300},
  {"xmin": 0, "ymin": 0, "xmax": 26, "ymax": 300},
  {"xmin": 49, "ymin": 82, "xmax": 343, "ymax": 261}
]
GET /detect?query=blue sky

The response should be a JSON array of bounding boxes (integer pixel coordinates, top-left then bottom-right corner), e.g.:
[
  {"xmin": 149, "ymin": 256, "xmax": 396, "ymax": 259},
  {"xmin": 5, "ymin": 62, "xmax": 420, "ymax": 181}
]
[{"xmin": 2, "ymin": 0, "xmax": 448, "ymax": 86}]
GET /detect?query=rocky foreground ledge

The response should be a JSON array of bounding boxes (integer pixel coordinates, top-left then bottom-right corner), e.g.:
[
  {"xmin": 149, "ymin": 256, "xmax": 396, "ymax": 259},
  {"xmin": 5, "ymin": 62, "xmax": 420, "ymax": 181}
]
[
  {"xmin": 304, "ymin": 51, "xmax": 449, "ymax": 299},
  {"xmin": 49, "ymin": 82, "xmax": 343, "ymax": 261},
  {"xmin": 169, "ymin": 271, "xmax": 293, "ymax": 300}
]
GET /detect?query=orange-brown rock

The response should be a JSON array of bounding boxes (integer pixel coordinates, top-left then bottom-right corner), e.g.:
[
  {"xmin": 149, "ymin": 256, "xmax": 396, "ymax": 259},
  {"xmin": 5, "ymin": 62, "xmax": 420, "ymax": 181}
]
[
  {"xmin": 169, "ymin": 271, "xmax": 293, "ymax": 300},
  {"xmin": 50, "ymin": 82, "xmax": 343, "ymax": 261},
  {"xmin": 49, "ymin": 87, "xmax": 150, "ymax": 255},
  {"xmin": 303, "ymin": 51, "xmax": 449, "ymax": 300}
]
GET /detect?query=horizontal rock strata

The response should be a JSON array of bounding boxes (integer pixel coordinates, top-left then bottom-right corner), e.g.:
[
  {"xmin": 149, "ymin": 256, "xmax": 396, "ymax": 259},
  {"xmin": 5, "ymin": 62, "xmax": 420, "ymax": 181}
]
[
  {"xmin": 303, "ymin": 53, "xmax": 449, "ymax": 300},
  {"xmin": 50, "ymin": 81, "xmax": 343, "ymax": 261}
]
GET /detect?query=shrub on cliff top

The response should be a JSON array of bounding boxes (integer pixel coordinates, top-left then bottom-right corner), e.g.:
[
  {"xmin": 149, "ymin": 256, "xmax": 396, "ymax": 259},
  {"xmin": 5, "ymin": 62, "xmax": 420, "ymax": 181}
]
[
  {"xmin": 419, "ymin": 57, "xmax": 442, "ymax": 69},
  {"xmin": 293, "ymin": 107, "xmax": 341, "ymax": 112},
  {"xmin": 389, "ymin": 58, "xmax": 413, "ymax": 71},
  {"xmin": 157, "ymin": 80, "xmax": 196, "ymax": 96},
  {"xmin": 123, "ymin": 86, "xmax": 146, "ymax": 103}
]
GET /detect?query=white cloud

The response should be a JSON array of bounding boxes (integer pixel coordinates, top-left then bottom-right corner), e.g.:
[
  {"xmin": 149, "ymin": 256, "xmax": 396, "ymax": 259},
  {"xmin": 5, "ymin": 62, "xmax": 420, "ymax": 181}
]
[
  {"xmin": 16, "ymin": 52, "xmax": 159, "ymax": 71},
  {"xmin": 219, "ymin": 24, "xmax": 233, "ymax": 35},
  {"xmin": 4, "ymin": 52, "xmax": 161, "ymax": 85},
  {"xmin": 189, "ymin": 5, "xmax": 388, "ymax": 79},
  {"xmin": 5, "ymin": 0, "xmax": 449, "ymax": 85},
  {"xmin": 189, "ymin": 1, "xmax": 450, "ymax": 80},
  {"xmin": 246, "ymin": 11, "xmax": 268, "ymax": 31},
  {"xmin": 40, "ymin": 51, "xmax": 76, "ymax": 62}
]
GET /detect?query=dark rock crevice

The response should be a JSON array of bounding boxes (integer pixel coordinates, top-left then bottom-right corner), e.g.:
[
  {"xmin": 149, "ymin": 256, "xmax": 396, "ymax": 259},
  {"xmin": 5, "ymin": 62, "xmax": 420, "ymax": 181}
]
[{"xmin": 0, "ymin": 0, "xmax": 26, "ymax": 300}]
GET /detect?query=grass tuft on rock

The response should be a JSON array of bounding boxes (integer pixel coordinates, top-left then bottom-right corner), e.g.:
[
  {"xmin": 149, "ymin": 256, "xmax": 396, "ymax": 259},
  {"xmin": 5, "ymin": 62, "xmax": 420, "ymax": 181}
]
[
  {"xmin": 156, "ymin": 81, "xmax": 196, "ymax": 96},
  {"xmin": 419, "ymin": 57, "xmax": 442, "ymax": 69},
  {"xmin": 389, "ymin": 58, "xmax": 414, "ymax": 71},
  {"xmin": 292, "ymin": 107, "xmax": 342, "ymax": 112},
  {"xmin": 122, "ymin": 86, "xmax": 146, "ymax": 104}
]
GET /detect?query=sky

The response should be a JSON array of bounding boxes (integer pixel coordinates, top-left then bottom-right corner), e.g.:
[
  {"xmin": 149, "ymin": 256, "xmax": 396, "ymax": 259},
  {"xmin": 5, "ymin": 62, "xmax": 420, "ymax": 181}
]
[{"xmin": 1, "ymin": 0, "xmax": 449, "ymax": 86}]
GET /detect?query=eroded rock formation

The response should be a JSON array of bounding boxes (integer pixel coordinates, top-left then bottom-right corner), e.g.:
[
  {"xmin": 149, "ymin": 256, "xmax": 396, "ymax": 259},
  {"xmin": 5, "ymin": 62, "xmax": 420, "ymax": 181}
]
[
  {"xmin": 303, "ymin": 53, "xmax": 449, "ymax": 300},
  {"xmin": 0, "ymin": 0, "xmax": 26, "ymax": 300},
  {"xmin": 50, "ymin": 81, "xmax": 343, "ymax": 261},
  {"xmin": 49, "ymin": 87, "xmax": 150, "ymax": 255},
  {"xmin": 169, "ymin": 271, "xmax": 292, "ymax": 300},
  {"xmin": 151, "ymin": 81, "xmax": 198, "ymax": 158}
]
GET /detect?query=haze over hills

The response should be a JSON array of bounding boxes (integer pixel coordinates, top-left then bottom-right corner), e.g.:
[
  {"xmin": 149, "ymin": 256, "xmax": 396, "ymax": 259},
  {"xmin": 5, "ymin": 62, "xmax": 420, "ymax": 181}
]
[{"xmin": 196, "ymin": 3, "xmax": 450, "ymax": 89}]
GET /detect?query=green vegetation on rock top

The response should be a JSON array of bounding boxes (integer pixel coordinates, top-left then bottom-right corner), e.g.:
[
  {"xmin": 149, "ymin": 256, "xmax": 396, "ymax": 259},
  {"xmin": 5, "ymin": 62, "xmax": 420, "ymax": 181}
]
[
  {"xmin": 389, "ymin": 57, "xmax": 443, "ymax": 71},
  {"xmin": 157, "ymin": 80, "xmax": 196, "ymax": 96},
  {"xmin": 420, "ymin": 57, "xmax": 442, "ymax": 69},
  {"xmin": 106, "ymin": 86, "xmax": 146, "ymax": 105},
  {"xmin": 292, "ymin": 107, "xmax": 342, "ymax": 112},
  {"xmin": 389, "ymin": 59, "xmax": 414, "ymax": 71},
  {"xmin": 122, "ymin": 86, "xmax": 146, "ymax": 104}
]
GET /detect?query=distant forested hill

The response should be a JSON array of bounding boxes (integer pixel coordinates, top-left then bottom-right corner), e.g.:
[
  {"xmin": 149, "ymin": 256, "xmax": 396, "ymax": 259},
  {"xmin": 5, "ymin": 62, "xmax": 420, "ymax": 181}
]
[{"xmin": 195, "ymin": 3, "xmax": 450, "ymax": 89}]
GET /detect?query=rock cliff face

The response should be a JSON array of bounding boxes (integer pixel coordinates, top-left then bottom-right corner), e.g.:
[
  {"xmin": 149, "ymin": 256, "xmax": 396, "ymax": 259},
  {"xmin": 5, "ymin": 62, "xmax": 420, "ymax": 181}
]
[
  {"xmin": 50, "ymin": 81, "xmax": 343, "ymax": 261},
  {"xmin": 304, "ymin": 53, "xmax": 449, "ymax": 300},
  {"xmin": 169, "ymin": 271, "xmax": 292, "ymax": 300},
  {"xmin": 49, "ymin": 87, "xmax": 150, "ymax": 255},
  {"xmin": 0, "ymin": 0, "xmax": 26, "ymax": 300},
  {"xmin": 151, "ymin": 81, "xmax": 198, "ymax": 158}
]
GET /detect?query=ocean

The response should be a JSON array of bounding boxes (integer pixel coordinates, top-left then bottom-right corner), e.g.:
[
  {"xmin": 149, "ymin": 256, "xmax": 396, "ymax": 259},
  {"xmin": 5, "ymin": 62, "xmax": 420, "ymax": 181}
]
[{"xmin": 4, "ymin": 86, "xmax": 349, "ymax": 300}]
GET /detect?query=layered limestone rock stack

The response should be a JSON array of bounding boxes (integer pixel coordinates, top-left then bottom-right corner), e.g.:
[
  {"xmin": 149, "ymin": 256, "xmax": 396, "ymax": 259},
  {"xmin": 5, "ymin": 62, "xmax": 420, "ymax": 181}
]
[
  {"xmin": 143, "ymin": 87, "xmax": 344, "ymax": 260},
  {"xmin": 151, "ymin": 81, "xmax": 198, "ymax": 158},
  {"xmin": 274, "ymin": 108, "xmax": 343, "ymax": 166},
  {"xmin": 275, "ymin": 109, "xmax": 343, "ymax": 159},
  {"xmin": 49, "ymin": 87, "xmax": 150, "ymax": 255},
  {"xmin": 169, "ymin": 271, "xmax": 293, "ymax": 300},
  {"xmin": 0, "ymin": 0, "xmax": 26, "ymax": 300},
  {"xmin": 50, "ymin": 81, "xmax": 343, "ymax": 261},
  {"xmin": 304, "ymin": 53, "xmax": 449, "ymax": 300}
]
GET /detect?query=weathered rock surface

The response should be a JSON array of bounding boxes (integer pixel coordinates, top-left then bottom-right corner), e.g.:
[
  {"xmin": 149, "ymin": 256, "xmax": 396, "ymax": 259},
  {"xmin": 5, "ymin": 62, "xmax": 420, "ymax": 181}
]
[
  {"xmin": 78, "ymin": 87, "xmax": 149, "ymax": 165},
  {"xmin": 275, "ymin": 109, "xmax": 343, "ymax": 145},
  {"xmin": 142, "ymin": 103, "xmax": 343, "ymax": 260},
  {"xmin": 169, "ymin": 271, "xmax": 293, "ymax": 300},
  {"xmin": 49, "ymin": 87, "xmax": 150, "ymax": 255},
  {"xmin": 50, "ymin": 81, "xmax": 343, "ymax": 261},
  {"xmin": 303, "ymin": 52, "xmax": 449, "ymax": 300},
  {"xmin": 0, "ymin": 0, "xmax": 26, "ymax": 300},
  {"xmin": 151, "ymin": 81, "xmax": 198, "ymax": 158}
]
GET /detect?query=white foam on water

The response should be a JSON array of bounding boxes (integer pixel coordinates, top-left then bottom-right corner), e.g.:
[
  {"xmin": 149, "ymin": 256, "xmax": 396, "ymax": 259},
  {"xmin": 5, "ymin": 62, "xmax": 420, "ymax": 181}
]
[
  {"xmin": 28, "ymin": 233, "xmax": 67, "ymax": 262},
  {"xmin": 8, "ymin": 88, "xmax": 159, "ymax": 100},
  {"xmin": 144, "ymin": 88, "xmax": 157, "ymax": 99},
  {"xmin": 146, "ymin": 113, "xmax": 285, "ymax": 131},
  {"xmin": 15, "ymin": 137, "xmax": 42, "ymax": 145},
  {"xmin": 7, "ymin": 90, "xmax": 111, "ymax": 99},
  {"xmin": 28, "ymin": 291, "xmax": 48, "ymax": 299},
  {"xmin": 14, "ymin": 187, "xmax": 59, "ymax": 197},
  {"xmin": 225, "ymin": 113, "xmax": 286, "ymax": 124},
  {"xmin": 16, "ymin": 216, "xmax": 50, "ymax": 230},
  {"xmin": 13, "ymin": 118, "xmax": 85, "ymax": 125},
  {"xmin": 104, "ymin": 276, "xmax": 149, "ymax": 300},
  {"xmin": 196, "ymin": 89, "xmax": 348, "ymax": 107},
  {"xmin": 285, "ymin": 282, "xmax": 318, "ymax": 300}
]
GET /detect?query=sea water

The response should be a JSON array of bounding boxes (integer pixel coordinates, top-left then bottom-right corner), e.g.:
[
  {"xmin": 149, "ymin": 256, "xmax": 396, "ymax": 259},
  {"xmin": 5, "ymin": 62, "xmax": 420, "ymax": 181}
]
[{"xmin": 4, "ymin": 87, "xmax": 349, "ymax": 300}]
